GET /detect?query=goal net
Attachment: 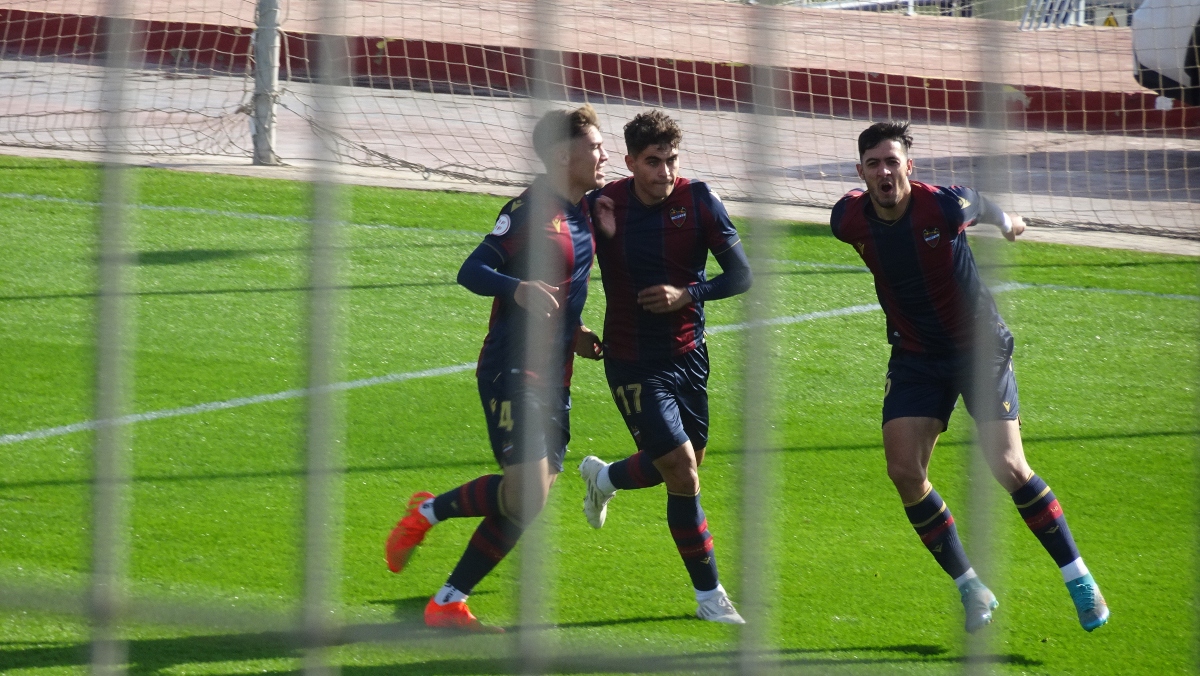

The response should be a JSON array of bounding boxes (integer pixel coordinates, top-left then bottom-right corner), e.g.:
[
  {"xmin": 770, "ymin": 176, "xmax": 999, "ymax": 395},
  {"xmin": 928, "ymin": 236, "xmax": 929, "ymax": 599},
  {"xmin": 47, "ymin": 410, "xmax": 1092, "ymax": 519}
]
[{"xmin": 0, "ymin": 0, "xmax": 1196, "ymax": 237}]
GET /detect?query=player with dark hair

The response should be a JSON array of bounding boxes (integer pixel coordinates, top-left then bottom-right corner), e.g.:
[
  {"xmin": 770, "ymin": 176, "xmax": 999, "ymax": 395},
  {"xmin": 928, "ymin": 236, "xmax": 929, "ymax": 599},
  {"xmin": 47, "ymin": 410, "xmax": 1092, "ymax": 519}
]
[
  {"xmin": 831, "ymin": 120, "xmax": 1108, "ymax": 633},
  {"xmin": 579, "ymin": 110, "xmax": 752, "ymax": 623},
  {"xmin": 384, "ymin": 104, "xmax": 608, "ymax": 632}
]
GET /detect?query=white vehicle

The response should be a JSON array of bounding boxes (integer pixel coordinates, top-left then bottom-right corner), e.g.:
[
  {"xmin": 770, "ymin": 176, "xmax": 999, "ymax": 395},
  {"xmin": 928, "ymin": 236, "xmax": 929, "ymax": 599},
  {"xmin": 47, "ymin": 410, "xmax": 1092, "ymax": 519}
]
[{"xmin": 1132, "ymin": 0, "xmax": 1200, "ymax": 105}]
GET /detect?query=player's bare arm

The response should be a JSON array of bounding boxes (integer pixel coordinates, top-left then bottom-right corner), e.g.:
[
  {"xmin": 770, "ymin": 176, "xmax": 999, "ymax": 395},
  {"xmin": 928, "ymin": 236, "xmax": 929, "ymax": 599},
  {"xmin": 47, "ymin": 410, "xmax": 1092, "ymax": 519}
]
[
  {"xmin": 637, "ymin": 284, "xmax": 692, "ymax": 314},
  {"xmin": 514, "ymin": 280, "xmax": 560, "ymax": 318},
  {"xmin": 592, "ymin": 195, "xmax": 617, "ymax": 239},
  {"xmin": 574, "ymin": 324, "xmax": 604, "ymax": 359},
  {"xmin": 1003, "ymin": 214, "xmax": 1026, "ymax": 242}
]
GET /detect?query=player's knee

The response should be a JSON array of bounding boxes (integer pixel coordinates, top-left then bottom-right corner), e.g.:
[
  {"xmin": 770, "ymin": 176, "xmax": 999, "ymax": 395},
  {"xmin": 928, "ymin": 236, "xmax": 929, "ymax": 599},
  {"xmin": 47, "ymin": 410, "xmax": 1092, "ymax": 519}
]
[
  {"xmin": 885, "ymin": 459, "xmax": 926, "ymax": 492},
  {"xmin": 654, "ymin": 445, "xmax": 700, "ymax": 495}
]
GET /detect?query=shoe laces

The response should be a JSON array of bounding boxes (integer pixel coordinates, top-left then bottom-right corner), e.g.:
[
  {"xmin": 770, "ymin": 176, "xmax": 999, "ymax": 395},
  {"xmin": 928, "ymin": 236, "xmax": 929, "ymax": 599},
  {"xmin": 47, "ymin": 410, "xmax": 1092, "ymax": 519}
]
[{"xmin": 1072, "ymin": 581, "xmax": 1096, "ymax": 609}]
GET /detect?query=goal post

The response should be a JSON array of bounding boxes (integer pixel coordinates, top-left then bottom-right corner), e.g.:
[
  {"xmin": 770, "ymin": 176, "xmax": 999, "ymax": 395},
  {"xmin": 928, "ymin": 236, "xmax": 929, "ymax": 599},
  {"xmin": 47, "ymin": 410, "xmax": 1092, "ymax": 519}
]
[{"xmin": 251, "ymin": 0, "xmax": 280, "ymax": 165}]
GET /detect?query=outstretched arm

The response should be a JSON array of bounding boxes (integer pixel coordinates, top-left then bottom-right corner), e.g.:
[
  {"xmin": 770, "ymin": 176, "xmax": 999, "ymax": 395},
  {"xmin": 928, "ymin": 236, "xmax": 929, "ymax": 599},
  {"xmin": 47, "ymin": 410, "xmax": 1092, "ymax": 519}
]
[{"xmin": 973, "ymin": 191, "xmax": 1025, "ymax": 242}]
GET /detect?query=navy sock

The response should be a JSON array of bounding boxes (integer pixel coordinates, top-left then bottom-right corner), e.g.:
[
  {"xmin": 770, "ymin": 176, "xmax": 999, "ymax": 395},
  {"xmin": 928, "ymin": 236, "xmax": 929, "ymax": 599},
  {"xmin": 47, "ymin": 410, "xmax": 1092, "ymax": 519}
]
[
  {"xmin": 666, "ymin": 492, "xmax": 719, "ymax": 592},
  {"xmin": 1011, "ymin": 474, "xmax": 1081, "ymax": 568},
  {"xmin": 607, "ymin": 451, "xmax": 664, "ymax": 490},
  {"xmin": 904, "ymin": 487, "xmax": 972, "ymax": 580},
  {"xmin": 445, "ymin": 514, "xmax": 524, "ymax": 595},
  {"xmin": 432, "ymin": 474, "xmax": 502, "ymax": 521}
]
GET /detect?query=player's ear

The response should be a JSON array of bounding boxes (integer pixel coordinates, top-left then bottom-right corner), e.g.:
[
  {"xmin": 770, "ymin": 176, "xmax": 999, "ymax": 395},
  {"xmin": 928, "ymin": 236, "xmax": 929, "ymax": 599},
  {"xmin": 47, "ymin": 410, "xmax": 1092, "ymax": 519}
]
[
  {"xmin": 855, "ymin": 163, "xmax": 865, "ymax": 181},
  {"xmin": 624, "ymin": 153, "xmax": 636, "ymax": 173},
  {"xmin": 905, "ymin": 157, "xmax": 914, "ymax": 175}
]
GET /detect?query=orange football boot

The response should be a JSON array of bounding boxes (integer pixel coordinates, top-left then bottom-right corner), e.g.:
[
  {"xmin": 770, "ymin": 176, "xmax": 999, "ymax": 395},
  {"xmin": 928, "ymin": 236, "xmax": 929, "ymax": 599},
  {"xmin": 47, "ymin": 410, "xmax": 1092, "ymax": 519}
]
[
  {"xmin": 385, "ymin": 491, "xmax": 436, "ymax": 573},
  {"xmin": 424, "ymin": 597, "xmax": 505, "ymax": 633}
]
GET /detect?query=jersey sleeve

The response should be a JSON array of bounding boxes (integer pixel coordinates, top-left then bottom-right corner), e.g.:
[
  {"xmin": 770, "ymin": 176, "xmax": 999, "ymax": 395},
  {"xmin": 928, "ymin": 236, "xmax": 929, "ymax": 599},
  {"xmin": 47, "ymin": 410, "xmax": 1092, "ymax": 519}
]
[
  {"xmin": 696, "ymin": 182, "xmax": 741, "ymax": 255},
  {"xmin": 946, "ymin": 185, "xmax": 1007, "ymax": 229},
  {"xmin": 456, "ymin": 200, "xmax": 527, "ymax": 298},
  {"xmin": 830, "ymin": 190, "xmax": 862, "ymax": 241},
  {"xmin": 479, "ymin": 199, "xmax": 528, "ymax": 262}
]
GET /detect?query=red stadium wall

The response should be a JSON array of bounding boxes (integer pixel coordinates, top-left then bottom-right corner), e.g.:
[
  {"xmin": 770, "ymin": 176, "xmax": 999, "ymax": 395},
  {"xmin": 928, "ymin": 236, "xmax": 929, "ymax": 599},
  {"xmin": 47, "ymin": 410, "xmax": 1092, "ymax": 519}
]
[{"xmin": 2, "ymin": 8, "xmax": 1196, "ymax": 136}]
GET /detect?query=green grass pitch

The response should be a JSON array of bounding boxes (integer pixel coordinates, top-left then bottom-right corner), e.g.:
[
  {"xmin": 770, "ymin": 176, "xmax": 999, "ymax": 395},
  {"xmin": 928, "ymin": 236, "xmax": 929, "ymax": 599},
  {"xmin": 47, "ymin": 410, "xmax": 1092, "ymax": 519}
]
[{"xmin": 0, "ymin": 155, "xmax": 1196, "ymax": 674}]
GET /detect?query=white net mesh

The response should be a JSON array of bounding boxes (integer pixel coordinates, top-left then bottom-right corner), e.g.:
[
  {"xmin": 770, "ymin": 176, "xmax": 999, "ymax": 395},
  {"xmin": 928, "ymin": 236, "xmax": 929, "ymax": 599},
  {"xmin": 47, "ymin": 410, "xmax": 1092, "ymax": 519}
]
[{"xmin": 0, "ymin": 0, "xmax": 1196, "ymax": 236}]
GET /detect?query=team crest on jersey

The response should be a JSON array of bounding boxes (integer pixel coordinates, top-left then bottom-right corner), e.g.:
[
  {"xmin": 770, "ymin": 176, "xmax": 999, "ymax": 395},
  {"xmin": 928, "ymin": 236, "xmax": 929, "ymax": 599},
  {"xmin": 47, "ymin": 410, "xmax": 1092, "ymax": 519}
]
[
  {"xmin": 855, "ymin": 241, "xmax": 866, "ymax": 256},
  {"xmin": 551, "ymin": 215, "xmax": 563, "ymax": 233},
  {"xmin": 923, "ymin": 227, "xmax": 941, "ymax": 248},
  {"xmin": 670, "ymin": 207, "xmax": 687, "ymax": 227}
]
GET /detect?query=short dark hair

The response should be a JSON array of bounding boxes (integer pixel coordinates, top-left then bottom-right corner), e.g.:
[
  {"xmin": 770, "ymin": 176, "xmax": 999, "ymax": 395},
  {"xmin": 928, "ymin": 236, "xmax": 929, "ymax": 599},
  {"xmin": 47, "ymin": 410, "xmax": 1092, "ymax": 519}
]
[
  {"xmin": 532, "ymin": 104, "xmax": 600, "ymax": 164},
  {"xmin": 623, "ymin": 110, "xmax": 683, "ymax": 158},
  {"xmin": 858, "ymin": 121, "xmax": 913, "ymax": 158}
]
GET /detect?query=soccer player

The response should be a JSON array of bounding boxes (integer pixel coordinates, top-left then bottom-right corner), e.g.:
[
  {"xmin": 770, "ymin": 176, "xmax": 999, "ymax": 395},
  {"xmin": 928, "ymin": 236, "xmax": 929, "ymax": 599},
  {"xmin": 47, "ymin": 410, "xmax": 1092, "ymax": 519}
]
[
  {"xmin": 578, "ymin": 110, "xmax": 752, "ymax": 624},
  {"xmin": 384, "ymin": 105, "xmax": 608, "ymax": 632},
  {"xmin": 830, "ymin": 121, "xmax": 1109, "ymax": 633}
]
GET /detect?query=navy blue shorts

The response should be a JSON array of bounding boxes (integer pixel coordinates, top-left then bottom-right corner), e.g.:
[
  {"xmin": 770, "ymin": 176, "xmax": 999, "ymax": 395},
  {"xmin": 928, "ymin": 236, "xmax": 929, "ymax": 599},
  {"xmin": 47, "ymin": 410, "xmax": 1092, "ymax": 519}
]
[
  {"xmin": 477, "ymin": 369, "xmax": 570, "ymax": 473},
  {"xmin": 882, "ymin": 348, "xmax": 1020, "ymax": 429},
  {"xmin": 603, "ymin": 344, "xmax": 710, "ymax": 459}
]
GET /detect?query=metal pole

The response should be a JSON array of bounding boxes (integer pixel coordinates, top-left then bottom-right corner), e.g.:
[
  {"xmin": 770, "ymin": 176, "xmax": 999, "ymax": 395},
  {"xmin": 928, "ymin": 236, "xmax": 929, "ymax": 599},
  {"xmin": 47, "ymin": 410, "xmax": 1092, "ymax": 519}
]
[
  {"xmin": 516, "ymin": 2, "xmax": 562, "ymax": 669},
  {"xmin": 91, "ymin": 3, "xmax": 134, "ymax": 674},
  {"xmin": 965, "ymin": 0, "xmax": 1009, "ymax": 672},
  {"xmin": 301, "ymin": 1, "xmax": 345, "ymax": 674},
  {"xmin": 253, "ymin": 0, "xmax": 281, "ymax": 165},
  {"xmin": 738, "ymin": 6, "xmax": 781, "ymax": 675}
]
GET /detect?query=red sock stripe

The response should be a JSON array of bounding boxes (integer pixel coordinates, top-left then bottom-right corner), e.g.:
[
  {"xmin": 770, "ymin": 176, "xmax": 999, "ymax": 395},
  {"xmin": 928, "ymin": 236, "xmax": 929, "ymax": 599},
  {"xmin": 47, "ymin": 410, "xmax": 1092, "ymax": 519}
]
[
  {"xmin": 628, "ymin": 452, "xmax": 646, "ymax": 487},
  {"xmin": 469, "ymin": 530, "xmax": 506, "ymax": 562},
  {"xmin": 1024, "ymin": 499, "xmax": 1063, "ymax": 531},
  {"xmin": 670, "ymin": 518, "xmax": 710, "ymax": 540},
  {"xmin": 919, "ymin": 515, "xmax": 954, "ymax": 545},
  {"xmin": 475, "ymin": 476, "xmax": 490, "ymax": 516},
  {"xmin": 676, "ymin": 535, "xmax": 715, "ymax": 559},
  {"xmin": 468, "ymin": 518, "xmax": 517, "ymax": 562}
]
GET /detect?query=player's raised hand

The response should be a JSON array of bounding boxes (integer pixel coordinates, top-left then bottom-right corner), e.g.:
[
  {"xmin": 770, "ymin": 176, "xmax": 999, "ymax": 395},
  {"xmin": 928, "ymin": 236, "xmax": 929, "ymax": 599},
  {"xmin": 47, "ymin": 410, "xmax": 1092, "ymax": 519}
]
[
  {"xmin": 637, "ymin": 284, "xmax": 692, "ymax": 314},
  {"xmin": 514, "ymin": 280, "xmax": 560, "ymax": 317},
  {"xmin": 573, "ymin": 325, "xmax": 604, "ymax": 360},
  {"xmin": 1004, "ymin": 214, "xmax": 1026, "ymax": 242},
  {"xmin": 592, "ymin": 195, "xmax": 617, "ymax": 239}
]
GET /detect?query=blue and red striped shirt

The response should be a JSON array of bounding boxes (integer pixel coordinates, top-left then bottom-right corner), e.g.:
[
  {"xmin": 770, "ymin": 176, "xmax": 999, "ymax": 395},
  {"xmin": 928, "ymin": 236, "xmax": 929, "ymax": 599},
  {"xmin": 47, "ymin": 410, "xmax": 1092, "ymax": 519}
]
[
  {"xmin": 459, "ymin": 178, "xmax": 594, "ymax": 386},
  {"xmin": 830, "ymin": 180, "xmax": 1011, "ymax": 355},
  {"xmin": 591, "ymin": 176, "xmax": 742, "ymax": 362}
]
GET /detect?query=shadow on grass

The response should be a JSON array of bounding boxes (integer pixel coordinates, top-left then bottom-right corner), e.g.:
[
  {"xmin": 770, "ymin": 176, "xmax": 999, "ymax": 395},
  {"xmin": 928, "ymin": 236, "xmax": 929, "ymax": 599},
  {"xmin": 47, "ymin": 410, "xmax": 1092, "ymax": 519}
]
[
  {"xmin": 1, "ymin": 428, "xmax": 1194, "ymax": 491},
  {"xmin": 0, "ymin": 629, "xmax": 1040, "ymax": 674}
]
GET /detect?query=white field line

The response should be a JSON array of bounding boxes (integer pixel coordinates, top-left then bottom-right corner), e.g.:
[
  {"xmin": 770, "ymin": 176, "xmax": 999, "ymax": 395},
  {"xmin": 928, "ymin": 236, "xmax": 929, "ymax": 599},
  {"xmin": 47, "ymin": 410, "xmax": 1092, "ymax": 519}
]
[
  {"xmin": 0, "ymin": 302, "xmax": 888, "ymax": 446},
  {"xmin": 768, "ymin": 259, "xmax": 1200, "ymax": 302},
  {"xmin": 2, "ymin": 191, "xmax": 1194, "ymax": 444},
  {"xmin": 0, "ymin": 363, "xmax": 475, "ymax": 446}
]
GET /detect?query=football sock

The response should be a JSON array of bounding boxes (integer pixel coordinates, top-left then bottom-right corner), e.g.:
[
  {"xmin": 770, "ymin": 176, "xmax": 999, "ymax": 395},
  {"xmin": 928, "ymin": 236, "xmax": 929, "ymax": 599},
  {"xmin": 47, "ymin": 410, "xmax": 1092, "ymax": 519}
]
[
  {"xmin": 432, "ymin": 474, "xmax": 502, "ymax": 521},
  {"xmin": 1059, "ymin": 558, "xmax": 1089, "ymax": 583},
  {"xmin": 1010, "ymin": 474, "xmax": 1082, "ymax": 569},
  {"xmin": 431, "ymin": 584, "xmax": 468, "ymax": 606},
  {"xmin": 666, "ymin": 492, "xmax": 719, "ymax": 593},
  {"xmin": 695, "ymin": 583, "xmax": 727, "ymax": 603},
  {"xmin": 953, "ymin": 568, "xmax": 979, "ymax": 591},
  {"xmin": 418, "ymin": 499, "xmax": 440, "ymax": 525},
  {"xmin": 904, "ymin": 486, "xmax": 971, "ymax": 580},
  {"xmin": 445, "ymin": 514, "xmax": 524, "ymax": 595},
  {"xmin": 606, "ymin": 450, "xmax": 664, "ymax": 490},
  {"xmin": 596, "ymin": 465, "xmax": 617, "ymax": 494}
]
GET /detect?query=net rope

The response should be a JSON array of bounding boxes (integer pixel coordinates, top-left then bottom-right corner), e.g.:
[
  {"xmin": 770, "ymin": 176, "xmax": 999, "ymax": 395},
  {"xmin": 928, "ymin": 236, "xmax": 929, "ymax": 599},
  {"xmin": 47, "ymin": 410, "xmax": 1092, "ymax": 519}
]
[{"xmin": 0, "ymin": 0, "xmax": 1195, "ymax": 237}]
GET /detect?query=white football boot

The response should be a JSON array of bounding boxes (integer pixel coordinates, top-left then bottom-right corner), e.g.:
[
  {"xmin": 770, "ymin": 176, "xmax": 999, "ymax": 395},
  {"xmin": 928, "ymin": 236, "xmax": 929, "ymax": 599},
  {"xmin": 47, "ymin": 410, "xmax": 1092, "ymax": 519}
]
[
  {"xmin": 696, "ymin": 587, "xmax": 746, "ymax": 625},
  {"xmin": 578, "ymin": 455, "xmax": 615, "ymax": 529}
]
